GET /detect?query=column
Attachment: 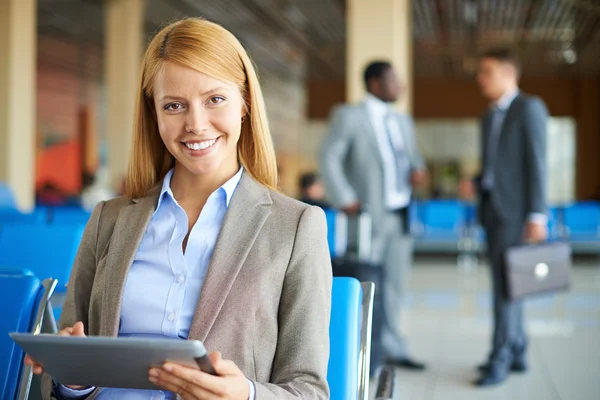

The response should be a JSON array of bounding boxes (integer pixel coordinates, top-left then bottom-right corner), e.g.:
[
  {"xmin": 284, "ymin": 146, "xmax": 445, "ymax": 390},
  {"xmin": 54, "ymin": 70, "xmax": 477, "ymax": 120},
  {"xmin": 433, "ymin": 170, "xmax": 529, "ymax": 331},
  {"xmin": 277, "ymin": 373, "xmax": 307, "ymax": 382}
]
[
  {"xmin": 105, "ymin": 0, "xmax": 145, "ymax": 191},
  {"xmin": 346, "ymin": 0, "xmax": 413, "ymax": 113},
  {"xmin": 0, "ymin": 0, "xmax": 36, "ymax": 210}
]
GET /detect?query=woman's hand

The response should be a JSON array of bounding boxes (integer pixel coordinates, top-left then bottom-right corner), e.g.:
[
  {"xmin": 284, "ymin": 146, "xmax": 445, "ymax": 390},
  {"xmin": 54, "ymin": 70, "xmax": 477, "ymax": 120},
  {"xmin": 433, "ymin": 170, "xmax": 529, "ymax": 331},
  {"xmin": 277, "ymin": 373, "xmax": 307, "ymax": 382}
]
[
  {"xmin": 149, "ymin": 352, "xmax": 250, "ymax": 400},
  {"xmin": 24, "ymin": 321, "xmax": 90, "ymax": 390}
]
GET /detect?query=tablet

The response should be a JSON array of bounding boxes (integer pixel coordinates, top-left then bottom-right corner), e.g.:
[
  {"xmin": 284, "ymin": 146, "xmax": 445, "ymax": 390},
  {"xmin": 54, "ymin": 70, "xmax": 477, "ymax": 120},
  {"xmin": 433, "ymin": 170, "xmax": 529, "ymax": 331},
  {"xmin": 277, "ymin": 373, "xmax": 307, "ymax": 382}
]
[{"xmin": 10, "ymin": 333, "xmax": 216, "ymax": 390}]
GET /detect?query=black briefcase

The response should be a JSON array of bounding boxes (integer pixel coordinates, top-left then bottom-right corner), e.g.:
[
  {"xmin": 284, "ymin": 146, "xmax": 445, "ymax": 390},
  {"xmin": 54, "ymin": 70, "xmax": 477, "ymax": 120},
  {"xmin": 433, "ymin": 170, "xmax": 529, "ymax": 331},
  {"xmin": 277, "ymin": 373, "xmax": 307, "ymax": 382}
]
[{"xmin": 505, "ymin": 242, "xmax": 572, "ymax": 301}]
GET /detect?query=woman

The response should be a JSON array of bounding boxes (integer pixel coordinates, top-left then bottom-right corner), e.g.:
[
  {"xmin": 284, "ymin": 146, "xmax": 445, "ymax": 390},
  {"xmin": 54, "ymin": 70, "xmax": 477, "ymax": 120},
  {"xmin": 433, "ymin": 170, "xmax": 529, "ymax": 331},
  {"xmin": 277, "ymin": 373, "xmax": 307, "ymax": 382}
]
[{"xmin": 27, "ymin": 18, "xmax": 332, "ymax": 400}]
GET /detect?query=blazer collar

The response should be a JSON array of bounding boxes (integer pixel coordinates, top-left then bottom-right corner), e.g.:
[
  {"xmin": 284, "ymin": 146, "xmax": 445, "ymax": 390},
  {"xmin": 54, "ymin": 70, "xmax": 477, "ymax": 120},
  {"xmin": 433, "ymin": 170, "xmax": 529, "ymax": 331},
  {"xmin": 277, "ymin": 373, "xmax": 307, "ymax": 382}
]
[{"xmin": 100, "ymin": 171, "xmax": 273, "ymax": 338}]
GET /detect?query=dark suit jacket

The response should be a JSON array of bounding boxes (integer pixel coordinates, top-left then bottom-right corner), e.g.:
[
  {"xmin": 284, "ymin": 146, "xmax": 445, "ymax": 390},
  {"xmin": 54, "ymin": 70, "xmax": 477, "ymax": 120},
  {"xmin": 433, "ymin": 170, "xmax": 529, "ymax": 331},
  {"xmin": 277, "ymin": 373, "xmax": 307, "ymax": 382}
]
[{"xmin": 477, "ymin": 92, "xmax": 549, "ymax": 226}]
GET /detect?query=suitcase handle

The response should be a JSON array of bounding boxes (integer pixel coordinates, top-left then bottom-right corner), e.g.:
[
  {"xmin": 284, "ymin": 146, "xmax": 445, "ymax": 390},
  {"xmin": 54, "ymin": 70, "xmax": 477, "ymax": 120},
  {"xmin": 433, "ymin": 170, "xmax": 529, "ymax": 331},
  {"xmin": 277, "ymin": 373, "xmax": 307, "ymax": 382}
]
[{"xmin": 334, "ymin": 211, "xmax": 372, "ymax": 262}]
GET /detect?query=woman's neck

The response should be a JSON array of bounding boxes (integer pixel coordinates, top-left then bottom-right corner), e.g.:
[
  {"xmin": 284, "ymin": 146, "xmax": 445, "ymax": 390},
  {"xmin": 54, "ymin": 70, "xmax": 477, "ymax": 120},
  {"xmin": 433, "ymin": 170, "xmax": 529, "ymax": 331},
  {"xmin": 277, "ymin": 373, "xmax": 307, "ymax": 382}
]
[{"xmin": 169, "ymin": 163, "xmax": 240, "ymax": 205}]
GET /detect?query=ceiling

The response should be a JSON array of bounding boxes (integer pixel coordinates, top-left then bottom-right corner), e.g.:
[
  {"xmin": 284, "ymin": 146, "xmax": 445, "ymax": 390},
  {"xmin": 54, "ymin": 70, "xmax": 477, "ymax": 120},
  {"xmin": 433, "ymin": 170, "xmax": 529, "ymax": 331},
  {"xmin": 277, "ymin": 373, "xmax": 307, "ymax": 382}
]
[{"xmin": 36, "ymin": 0, "xmax": 600, "ymax": 80}]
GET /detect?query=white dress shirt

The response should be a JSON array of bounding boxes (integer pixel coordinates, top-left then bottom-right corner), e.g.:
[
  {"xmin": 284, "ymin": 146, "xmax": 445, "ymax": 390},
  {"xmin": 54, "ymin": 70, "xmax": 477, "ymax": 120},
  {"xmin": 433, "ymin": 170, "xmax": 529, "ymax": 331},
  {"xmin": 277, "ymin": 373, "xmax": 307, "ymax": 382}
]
[
  {"xmin": 365, "ymin": 94, "xmax": 412, "ymax": 210},
  {"xmin": 57, "ymin": 168, "xmax": 256, "ymax": 400}
]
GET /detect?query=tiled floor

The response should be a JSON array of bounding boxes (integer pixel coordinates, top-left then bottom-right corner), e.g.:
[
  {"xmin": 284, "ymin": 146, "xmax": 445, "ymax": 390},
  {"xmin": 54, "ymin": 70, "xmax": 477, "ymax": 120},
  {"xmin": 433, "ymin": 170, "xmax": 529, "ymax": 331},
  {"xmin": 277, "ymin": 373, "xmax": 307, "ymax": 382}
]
[{"xmin": 385, "ymin": 256, "xmax": 600, "ymax": 400}]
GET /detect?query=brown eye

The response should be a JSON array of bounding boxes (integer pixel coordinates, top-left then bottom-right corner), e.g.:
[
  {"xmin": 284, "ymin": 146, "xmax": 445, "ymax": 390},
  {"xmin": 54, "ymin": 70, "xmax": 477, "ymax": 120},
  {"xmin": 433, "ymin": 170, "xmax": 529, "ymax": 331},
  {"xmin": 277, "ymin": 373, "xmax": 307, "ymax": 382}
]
[
  {"xmin": 208, "ymin": 96, "xmax": 225, "ymax": 105},
  {"xmin": 164, "ymin": 103, "xmax": 184, "ymax": 111}
]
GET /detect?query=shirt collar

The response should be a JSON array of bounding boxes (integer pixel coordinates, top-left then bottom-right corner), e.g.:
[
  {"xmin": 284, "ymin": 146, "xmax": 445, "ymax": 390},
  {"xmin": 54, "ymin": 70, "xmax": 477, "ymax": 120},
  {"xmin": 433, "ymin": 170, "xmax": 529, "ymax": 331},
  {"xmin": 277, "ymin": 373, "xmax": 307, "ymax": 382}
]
[
  {"xmin": 494, "ymin": 88, "xmax": 519, "ymax": 112},
  {"xmin": 155, "ymin": 167, "xmax": 244, "ymax": 213},
  {"xmin": 365, "ymin": 93, "xmax": 393, "ymax": 117}
]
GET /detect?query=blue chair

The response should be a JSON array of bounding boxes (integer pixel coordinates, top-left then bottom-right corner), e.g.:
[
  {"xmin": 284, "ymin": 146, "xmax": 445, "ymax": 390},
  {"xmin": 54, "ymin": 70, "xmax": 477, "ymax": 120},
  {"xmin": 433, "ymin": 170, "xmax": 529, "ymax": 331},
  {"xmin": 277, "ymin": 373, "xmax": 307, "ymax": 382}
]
[
  {"xmin": 563, "ymin": 202, "xmax": 600, "ymax": 240},
  {"xmin": 0, "ymin": 207, "xmax": 48, "ymax": 225},
  {"xmin": 50, "ymin": 206, "xmax": 91, "ymax": 225},
  {"xmin": 547, "ymin": 206, "xmax": 562, "ymax": 240},
  {"xmin": 0, "ymin": 269, "xmax": 58, "ymax": 400},
  {"xmin": 0, "ymin": 183, "xmax": 15, "ymax": 208},
  {"xmin": 0, "ymin": 224, "xmax": 85, "ymax": 294},
  {"xmin": 415, "ymin": 200, "xmax": 465, "ymax": 253},
  {"xmin": 328, "ymin": 277, "xmax": 376, "ymax": 400}
]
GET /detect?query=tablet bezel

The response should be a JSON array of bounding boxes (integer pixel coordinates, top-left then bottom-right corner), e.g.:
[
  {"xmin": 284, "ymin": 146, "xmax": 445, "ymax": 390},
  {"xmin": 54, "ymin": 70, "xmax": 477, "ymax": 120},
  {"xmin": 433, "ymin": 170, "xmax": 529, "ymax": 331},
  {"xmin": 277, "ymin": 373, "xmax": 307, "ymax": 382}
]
[{"xmin": 10, "ymin": 333, "xmax": 214, "ymax": 390}]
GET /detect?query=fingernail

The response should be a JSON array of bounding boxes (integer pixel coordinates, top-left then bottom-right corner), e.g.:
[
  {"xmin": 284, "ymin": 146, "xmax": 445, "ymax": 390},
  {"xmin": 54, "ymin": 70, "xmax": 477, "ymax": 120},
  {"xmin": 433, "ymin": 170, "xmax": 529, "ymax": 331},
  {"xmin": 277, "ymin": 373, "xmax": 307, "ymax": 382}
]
[
  {"xmin": 149, "ymin": 377, "xmax": 157, "ymax": 384},
  {"xmin": 163, "ymin": 363, "xmax": 173, "ymax": 372},
  {"xmin": 149, "ymin": 369, "xmax": 159, "ymax": 377}
]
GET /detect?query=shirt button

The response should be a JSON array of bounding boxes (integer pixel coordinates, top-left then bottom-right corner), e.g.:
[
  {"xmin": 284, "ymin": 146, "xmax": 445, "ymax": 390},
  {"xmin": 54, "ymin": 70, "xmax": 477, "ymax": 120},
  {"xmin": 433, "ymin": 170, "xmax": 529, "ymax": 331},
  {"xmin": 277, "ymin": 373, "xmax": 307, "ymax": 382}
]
[
  {"xmin": 168, "ymin": 312, "xmax": 175, "ymax": 322},
  {"xmin": 177, "ymin": 274, "xmax": 184, "ymax": 283}
]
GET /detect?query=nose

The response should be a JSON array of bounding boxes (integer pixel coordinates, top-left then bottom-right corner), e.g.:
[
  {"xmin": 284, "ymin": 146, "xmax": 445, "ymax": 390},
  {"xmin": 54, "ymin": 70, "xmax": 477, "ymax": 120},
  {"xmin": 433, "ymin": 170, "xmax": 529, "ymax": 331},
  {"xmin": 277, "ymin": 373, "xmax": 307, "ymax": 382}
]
[{"xmin": 185, "ymin": 104, "xmax": 210, "ymax": 134}]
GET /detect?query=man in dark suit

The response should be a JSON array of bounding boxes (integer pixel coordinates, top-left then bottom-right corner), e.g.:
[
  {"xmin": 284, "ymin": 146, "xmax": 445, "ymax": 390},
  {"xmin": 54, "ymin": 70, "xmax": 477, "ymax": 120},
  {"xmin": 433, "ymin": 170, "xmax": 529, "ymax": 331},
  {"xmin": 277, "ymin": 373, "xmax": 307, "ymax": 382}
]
[{"xmin": 473, "ymin": 49, "xmax": 549, "ymax": 386}]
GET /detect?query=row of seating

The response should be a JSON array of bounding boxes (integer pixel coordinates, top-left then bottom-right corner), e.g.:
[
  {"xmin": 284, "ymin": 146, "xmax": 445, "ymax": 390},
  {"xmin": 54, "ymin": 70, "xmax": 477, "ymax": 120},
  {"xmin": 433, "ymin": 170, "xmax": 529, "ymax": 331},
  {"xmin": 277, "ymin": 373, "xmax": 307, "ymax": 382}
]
[
  {"xmin": 1, "ymin": 271, "xmax": 378, "ymax": 400},
  {"xmin": 0, "ymin": 206, "xmax": 91, "ymax": 226},
  {"xmin": 411, "ymin": 200, "xmax": 600, "ymax": 254}
]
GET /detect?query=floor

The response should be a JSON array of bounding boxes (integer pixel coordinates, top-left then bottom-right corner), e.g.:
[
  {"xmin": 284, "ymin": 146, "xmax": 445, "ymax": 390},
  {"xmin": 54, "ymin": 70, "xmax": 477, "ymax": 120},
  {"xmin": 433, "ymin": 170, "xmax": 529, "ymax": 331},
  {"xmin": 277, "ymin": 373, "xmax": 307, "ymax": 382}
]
[{"xmin": 384, "ymin": 255, "xmax": 600, "ymax": 400}]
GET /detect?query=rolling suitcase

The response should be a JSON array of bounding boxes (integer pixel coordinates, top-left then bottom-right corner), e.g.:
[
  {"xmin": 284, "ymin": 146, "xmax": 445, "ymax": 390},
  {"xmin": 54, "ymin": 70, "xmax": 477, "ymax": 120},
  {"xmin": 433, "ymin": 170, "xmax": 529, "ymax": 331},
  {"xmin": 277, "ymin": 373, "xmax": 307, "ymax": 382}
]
[{"xmin": 327, "ymin": 210, "xmax": 384, "ymax": 376}]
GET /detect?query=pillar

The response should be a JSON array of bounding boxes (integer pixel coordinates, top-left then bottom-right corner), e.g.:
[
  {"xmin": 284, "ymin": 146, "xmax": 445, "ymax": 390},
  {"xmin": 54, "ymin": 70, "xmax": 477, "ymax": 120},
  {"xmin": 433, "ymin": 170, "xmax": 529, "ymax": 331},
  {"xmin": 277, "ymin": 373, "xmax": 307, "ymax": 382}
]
[
  {"xmin": 0, "ymin": 0, "xmax": 36, "ymax": 210},
  {"xmin": 105, "ymin": 0, "xmax": 145, "ymax": 191},
  {"xmin": 346, "ymin": 0, "xmax": 413, "ymax": 113}
]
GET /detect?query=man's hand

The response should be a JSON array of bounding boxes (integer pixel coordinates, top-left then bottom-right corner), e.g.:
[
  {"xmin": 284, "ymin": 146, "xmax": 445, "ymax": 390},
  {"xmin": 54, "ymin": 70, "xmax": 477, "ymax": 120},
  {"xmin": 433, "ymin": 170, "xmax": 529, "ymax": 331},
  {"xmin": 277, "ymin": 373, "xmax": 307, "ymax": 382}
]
[
  {"xmin": 410, "ymin": 170, "xmax": 427, "ymax": 189},
  {"xmin": 341, "ymin": 201, "xmax": 361, "ymax": 215},
  {"xmin": 458, "ymin": 178, "xmax": 475, "ymax": 201},
  {"xmin": 523, "ymin": 221, "xmax": 548, "ymax": 244}
]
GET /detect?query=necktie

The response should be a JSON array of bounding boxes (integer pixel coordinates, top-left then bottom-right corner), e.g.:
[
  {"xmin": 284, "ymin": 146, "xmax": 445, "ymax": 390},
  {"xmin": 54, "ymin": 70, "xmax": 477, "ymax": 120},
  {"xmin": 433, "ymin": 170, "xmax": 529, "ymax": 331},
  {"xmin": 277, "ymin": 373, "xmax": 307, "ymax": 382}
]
[
  {"xmin": 483, "ymin": 106, "xmax": 506, "ymax": 189},
  {"xmin": 383, "ymin": 114, "xmax": 410, "ymax": 193}
]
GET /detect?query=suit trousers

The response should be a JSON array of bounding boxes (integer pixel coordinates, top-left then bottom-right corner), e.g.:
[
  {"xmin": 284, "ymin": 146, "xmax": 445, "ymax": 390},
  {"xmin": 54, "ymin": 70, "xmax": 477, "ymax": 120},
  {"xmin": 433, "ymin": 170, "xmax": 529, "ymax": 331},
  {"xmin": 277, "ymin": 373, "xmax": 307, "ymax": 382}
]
[
  {"xmin": 371, "ymin": 209, "xmax": 412, "ymax": 359},
  {"xmin": 481, "ymin": 195, "xmax": 527, "ymax": 361}
]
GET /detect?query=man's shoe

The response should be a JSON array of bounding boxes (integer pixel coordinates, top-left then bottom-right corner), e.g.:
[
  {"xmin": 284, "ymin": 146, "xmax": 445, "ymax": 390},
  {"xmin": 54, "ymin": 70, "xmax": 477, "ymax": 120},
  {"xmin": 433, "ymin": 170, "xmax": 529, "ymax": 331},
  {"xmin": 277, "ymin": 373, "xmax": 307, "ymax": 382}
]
[
  {"xmin": 478, "ymin": 348, "xmax": 528, "ymax": 374},
  {"xmin": 475, "ymin": 360, "xmax": 511, "ymax": 387},
  {"xmin": 386, "ymin": 357, "xmax": 427, "ymax": 371},
  {"xmin": 477, "ymin": 358, "xmax": 527, "ymax": 373}
]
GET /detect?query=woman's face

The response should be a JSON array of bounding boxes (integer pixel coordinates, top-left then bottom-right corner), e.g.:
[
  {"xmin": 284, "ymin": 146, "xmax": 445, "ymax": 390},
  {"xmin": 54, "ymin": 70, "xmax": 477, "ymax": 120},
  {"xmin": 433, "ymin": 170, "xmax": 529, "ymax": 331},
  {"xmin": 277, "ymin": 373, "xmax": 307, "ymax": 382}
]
[{"xmin": 153, "ymin": 61, "xmax": 245, "ymax": 178}]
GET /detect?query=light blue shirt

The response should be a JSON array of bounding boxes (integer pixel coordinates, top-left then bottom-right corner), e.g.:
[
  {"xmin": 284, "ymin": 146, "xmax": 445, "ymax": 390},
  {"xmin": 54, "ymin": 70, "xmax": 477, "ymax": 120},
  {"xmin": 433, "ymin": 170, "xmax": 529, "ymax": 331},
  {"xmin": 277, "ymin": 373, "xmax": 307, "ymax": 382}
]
[{"xmin": 58, "ymin": 168, "xmax": 255, "ymax": 400}]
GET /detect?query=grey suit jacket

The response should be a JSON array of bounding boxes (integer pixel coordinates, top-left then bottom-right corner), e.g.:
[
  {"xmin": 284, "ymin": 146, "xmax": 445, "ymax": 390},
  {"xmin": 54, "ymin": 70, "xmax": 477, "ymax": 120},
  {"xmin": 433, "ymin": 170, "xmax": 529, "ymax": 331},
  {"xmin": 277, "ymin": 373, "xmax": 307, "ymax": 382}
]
[
  {"xmin": 319, "ymin": 102, "xmax": 425, "ymax": 230},
  {"xmin": 477, "ymin": 92, "xmax": 549, "ymax": 225},
  {"xmin": 42, "ymin": 172, "xmax": 332, "ymax": 399}
]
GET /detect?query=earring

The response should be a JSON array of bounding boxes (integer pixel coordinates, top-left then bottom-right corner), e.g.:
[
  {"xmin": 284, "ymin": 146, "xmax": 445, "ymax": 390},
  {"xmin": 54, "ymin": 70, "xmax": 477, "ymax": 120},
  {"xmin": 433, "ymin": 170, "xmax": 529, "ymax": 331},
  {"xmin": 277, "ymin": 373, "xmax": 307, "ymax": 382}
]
[{"xmin": 241, "ymin": 115, "xmax": 247, "ymax": 123}]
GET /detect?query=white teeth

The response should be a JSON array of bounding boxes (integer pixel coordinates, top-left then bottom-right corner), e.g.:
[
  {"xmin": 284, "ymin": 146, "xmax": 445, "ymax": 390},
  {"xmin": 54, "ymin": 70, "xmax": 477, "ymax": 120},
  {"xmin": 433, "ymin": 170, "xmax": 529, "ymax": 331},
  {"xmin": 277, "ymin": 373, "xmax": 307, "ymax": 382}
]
[{"xmin": 185, "ymin": 139, "xmax": 216, "ymax": 151}]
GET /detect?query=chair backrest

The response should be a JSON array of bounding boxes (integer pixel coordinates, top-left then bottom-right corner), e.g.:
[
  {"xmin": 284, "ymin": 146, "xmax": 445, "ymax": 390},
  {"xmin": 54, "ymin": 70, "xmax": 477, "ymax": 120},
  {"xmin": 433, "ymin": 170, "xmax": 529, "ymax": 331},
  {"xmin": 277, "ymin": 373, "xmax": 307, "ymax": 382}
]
[
  {"xmin": 563, "ymin": 202, "xmax": 600, "ymax": 234},
  {"xmin": 0, "ymin": 224, "xmax": 85, "ymax": 292},
  {"xmin": 328, "ymin": 277, "xmax": 361, "ymax": 400},
  {"xmin": 0, "ymin": 183, "xmax": 16, "ymax": 208},
  {"xmin": 0, "ymin": 269, "xmax": 40, "ymax": 400},
  {"xmin": 420, "ymin": 200, "xmax": 465, "ymax": 231},
  {"xmin": 0, "ymin": 207, "xmax": 48, "ymax": 225},
  {"xmin": 50, "ymin": 206, "xmax": 92, "ymax": 225}
]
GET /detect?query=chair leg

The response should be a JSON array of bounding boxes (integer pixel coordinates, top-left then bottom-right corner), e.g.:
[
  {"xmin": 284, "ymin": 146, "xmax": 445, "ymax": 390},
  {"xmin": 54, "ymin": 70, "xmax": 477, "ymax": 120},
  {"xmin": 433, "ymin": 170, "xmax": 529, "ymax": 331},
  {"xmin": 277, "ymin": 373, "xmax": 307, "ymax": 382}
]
[{"xmin": 374, "ymin": 365, "xmax": 396, "ymax": 400}]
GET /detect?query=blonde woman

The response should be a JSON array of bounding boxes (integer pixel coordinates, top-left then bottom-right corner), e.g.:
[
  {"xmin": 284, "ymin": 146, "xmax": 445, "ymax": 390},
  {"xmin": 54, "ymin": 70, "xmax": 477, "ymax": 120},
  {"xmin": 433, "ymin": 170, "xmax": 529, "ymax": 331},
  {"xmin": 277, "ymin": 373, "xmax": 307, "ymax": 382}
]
[{"xmin": 26, "ymin": 18, "xmax": 332, "ymax": 400}]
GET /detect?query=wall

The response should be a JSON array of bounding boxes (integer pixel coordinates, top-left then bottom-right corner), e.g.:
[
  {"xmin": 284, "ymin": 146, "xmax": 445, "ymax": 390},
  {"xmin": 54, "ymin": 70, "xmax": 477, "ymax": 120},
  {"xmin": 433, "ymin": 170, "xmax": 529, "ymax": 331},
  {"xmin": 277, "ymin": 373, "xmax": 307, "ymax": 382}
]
[{"xmin": 307, "ymin": 77, "xmax": 600, "ymax": 200}]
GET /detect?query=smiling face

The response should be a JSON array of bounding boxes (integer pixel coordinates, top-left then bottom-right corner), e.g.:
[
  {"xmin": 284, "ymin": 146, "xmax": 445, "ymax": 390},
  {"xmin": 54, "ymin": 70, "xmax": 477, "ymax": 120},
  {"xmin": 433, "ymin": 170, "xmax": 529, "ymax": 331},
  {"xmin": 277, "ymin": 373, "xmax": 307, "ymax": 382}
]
[{"xmin": 153, "ymin": 61, "xmax": 245, "ymax": 181}]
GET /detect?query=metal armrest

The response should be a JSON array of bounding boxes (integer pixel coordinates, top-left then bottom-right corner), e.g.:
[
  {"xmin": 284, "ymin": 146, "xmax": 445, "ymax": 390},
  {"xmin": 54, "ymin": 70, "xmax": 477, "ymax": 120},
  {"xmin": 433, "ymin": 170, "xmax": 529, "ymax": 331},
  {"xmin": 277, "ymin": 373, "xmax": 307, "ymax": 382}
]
[
  {"xmin": 17, "ymin": 278, "xmax": 58, "ymax": 400},
  {"xmin": 358, "ymin": 282, "xmax": 375, "ymax": 400}
]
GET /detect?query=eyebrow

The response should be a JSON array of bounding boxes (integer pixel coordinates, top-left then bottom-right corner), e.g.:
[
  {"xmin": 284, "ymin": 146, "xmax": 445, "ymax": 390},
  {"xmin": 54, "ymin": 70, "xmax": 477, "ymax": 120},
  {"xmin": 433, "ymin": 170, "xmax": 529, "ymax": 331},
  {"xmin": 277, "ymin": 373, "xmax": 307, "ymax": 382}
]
[{"xmin": 158, "ymin": 87, "xmax": 229, "ymax": 102}]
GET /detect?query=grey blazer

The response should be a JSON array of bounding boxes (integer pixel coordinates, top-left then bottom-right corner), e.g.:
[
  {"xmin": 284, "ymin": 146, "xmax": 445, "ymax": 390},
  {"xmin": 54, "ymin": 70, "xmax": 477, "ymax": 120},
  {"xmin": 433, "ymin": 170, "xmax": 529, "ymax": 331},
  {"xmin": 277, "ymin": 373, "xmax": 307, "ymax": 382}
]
[
  {"xmin": 319, "ymin": 102, "xmax": 425, "ymax": 230},
  {"xmin": 42, "ymin": 172, "xmax": 332, "ymax": 399},
  {"xmin": 477, "ymin": 92, "xmax": 549, "ymax": 225}
]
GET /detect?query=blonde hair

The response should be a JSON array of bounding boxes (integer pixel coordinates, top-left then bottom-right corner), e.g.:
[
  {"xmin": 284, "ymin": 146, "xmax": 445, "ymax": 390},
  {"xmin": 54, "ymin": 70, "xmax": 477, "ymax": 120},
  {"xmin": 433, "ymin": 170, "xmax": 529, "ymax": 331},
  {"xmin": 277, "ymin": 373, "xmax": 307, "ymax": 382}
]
[{"xmin": 126, "ymin": 18, "xmax": 278, "ymax": 198}]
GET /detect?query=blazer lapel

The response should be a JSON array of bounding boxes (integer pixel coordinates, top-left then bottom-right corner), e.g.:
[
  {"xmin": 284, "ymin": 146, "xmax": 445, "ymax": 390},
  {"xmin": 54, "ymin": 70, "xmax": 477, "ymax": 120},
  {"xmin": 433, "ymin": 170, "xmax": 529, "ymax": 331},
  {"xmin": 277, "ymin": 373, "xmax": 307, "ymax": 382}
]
[
  {"xmin": 100, "ymin": 189, "xmax": 159, "ymax": 336},
  {"xmin": 360, "ymin": 103, "xmax": 385, "ymax": 170},
  {"xmin": 188, "ymin": 172, "xmax": 272, "ymax": 341}
]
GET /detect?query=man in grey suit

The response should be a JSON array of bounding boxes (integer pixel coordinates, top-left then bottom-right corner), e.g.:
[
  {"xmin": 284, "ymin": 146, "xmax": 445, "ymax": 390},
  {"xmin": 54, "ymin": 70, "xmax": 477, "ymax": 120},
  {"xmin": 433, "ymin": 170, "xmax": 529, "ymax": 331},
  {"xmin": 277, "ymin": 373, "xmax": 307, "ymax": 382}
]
[
  {"xmin": 320, "ymin": 61, "xmax": 427, "ymax": 370},
  {"xmin": 472, "ymin": 49, "xmax": 549, "ymax": 386}
]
